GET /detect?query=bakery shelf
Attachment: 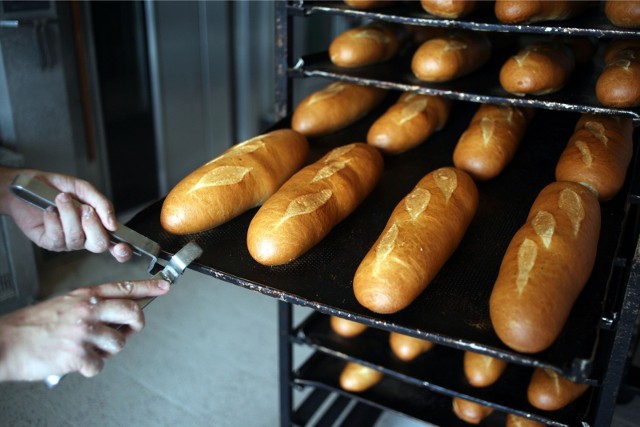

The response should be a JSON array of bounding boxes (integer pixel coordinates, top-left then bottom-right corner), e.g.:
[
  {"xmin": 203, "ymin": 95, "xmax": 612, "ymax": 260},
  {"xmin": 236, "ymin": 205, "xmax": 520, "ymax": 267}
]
[
  {"xmin": 125, "ymin": 100, "xmax": 637, "ymax": 383},
  {"xmin": 294, "ymin": 311, "xmax": 594, "ymax": 427}
]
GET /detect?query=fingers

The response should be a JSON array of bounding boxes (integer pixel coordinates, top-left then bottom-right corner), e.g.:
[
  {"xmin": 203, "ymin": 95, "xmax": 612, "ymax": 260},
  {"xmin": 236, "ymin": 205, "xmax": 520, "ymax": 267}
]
[
  {"xmin": 75, "ymin": 279, "xmax": 171, "ymax": 300},
  {"xmin": 109, "ymin": 243, "xmax": 133, "ymax": 263}
]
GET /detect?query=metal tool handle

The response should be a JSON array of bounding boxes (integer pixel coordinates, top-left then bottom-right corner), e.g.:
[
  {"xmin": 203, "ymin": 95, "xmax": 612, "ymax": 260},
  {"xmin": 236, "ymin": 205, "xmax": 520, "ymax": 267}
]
[{"xmin": 10, "ymin": 175, "xmax": 161, "ymax": 272}]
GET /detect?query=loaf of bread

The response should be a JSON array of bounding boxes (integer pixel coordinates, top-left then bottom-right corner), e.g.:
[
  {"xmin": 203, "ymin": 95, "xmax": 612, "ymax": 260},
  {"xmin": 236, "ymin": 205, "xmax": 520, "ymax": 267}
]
[
  {"xmin": 494, "ymin": 0, "xmax": 594, "ymax": 24},
  {"xmin": 354, "ymin": 167, "xmax": 478, "ymax": 314},
  {"xmin": 329, "ymin": 22, "xmax": 401, "ymax": 68},
  {"xmin": 555, "ymin": 114, "xmax": 634, "ymax": 201},
  {"xmin": 606, "ymin": 0, "xmax": 640, "ymax": 28},
  {"xmin": 506, "ymin": 414, "xmax": 546, "ymax": 427},
  {"xmin": 339, "ymin": 362, "xmax": 383, "ymax": 392},
  {"xmin": 247, "ymin": 143, "xmax": 384, "ymax": 266},
  {"xmin": 161, "ymin": 129, "xmax": 308, "ymax": 234},
  {"xmin": 343, "ymin": 0, "xmax": 392, "ymax": 9},
  {"xmin": 420, "ymin": 0, "xmax": 478, "ymax": 19},
  {"xmin": 595, "ymin": 40, "xmax": 640, "ymax": 108},
  {"xmin": 463, "ymin": 351, "xmax": 508, "ymax": 388},
  {"xmin": 499, "ymin": 42, "xmax": 575, "ymax": 96},
  {"xmin": 453, "ymin": 104, "xmax": 534, "ymax": 181},
  {"xmin": 367, "ymin": 93, "xmax": 453, "ymax": 155},
  {"xmin": 291, "ymin": 82, "xmax": 387, "ymax": 138},
  {"xmin": 411, "ymin": 31, "xmax": 492, "ymax": 82},
  {"xmin": 452, "ymin": 397, "xmax": 494, "ymax": 425},
  {"xmin": 527, "ymin": 368, "xmax": 590, "ymax": 411},
  {"xmin": 489, "ymin": 181, "xmax": 601, "ymax": 353},
  {"xmin": 388, "ymin": 332, "xmax": 434, "ymax": 361},
  {"xmin": 330, "ymin": 316, "xmax": 368, "ymax": 338}
]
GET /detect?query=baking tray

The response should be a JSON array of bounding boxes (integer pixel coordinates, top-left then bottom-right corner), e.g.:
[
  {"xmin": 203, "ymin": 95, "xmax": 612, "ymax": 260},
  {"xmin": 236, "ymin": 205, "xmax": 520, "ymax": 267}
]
[
  {"xmin": 294, "ymin": 311, "xmax": 594, "ymax": 427},
  {"xmin": 125, "ymin": 99, "xmax": 634, "ymax": 382}
]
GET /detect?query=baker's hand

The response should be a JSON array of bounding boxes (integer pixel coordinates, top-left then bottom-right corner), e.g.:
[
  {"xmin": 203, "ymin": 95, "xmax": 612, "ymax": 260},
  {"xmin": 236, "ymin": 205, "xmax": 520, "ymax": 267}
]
[
  {"xmin": 0, "ymin": 279, "xmax": 170, "ymax": 382},
  {"xmin": 1, "ymin": 168, "xmax": 132, "ymax": 262}
]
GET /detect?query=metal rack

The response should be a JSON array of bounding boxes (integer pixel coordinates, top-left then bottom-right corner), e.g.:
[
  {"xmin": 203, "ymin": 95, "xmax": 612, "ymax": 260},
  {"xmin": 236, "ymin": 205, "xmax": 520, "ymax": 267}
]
[{"xmin": 125, "ymin": 1, "xmax": 640, "ymax": 426}]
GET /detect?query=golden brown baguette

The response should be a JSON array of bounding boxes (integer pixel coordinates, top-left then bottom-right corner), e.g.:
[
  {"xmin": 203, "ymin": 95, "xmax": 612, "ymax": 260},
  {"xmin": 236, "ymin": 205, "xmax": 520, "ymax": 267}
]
[
  {"xmin": 452, "ymin": 397, "xmax": 494, "ymax": 424},
  {"xmin": 291, "ymin": 82, "xmax": 387, "ymax": 138},
  {"xmin": 499, "ymin": 42, "xmax": 575, "ymax": 96},
  {"xmin": 506, "ymin": 414, "xmax": 546, "ymax": 427},
  {"xmin": 339, "ymin": 362, "xmax": 383, "ymax": 392},
  {"xmin": 463, "ymin": 351, "xmax": 508, "ymax": 388},
  {"xmin": 161, "ymin": 129, "xmax": 308, "ymax": 234},
  {"xmin": 606, "ymin": 0, "xmax": 640, "ymax": 28},
  {"xmin": 411, "ymin": 31, "xmax": 492, "ymax": 82},
  {"xmin": 354, "ymin": 167, "xmax": 479, "ymax": 314},
  {"xmin": 247, "ymin": 143, "xmax": 384, "ymax": 266},
  {"xmin": 595, "ymin": 40, "xmax": 640, "ymax": 108},
  {"xmin": 388, "ymin": 332, "xmax": 434, "ymax": 361},
  {"xmin": 330, "ymin": 316, "xmax": 368, "ymax": 338},
  {"xmin": 329, "ymin": 22, "xmax": 401, "ymax": 68},
  {"xmin": 343, "ymin": 0, "xmax": 392, "ymax": 9},
  {"xmin": 527, "ymin": 368, "xmax": 590, "ymax": 411},
  {"xmin": 494, "ymin": 0, "xmax": 594, "ymax": 24},
  {"xmin": 420, "ymin": 0, "xmax": 478, "ymax": 18},
  {"xmin": 453, "ymin": 104, "xmax": 534, "ymax": 181},
  {"xmin": 555, "ymin": 114, "xmax": 634, "ymax": 201},
  {"xmin": 367, "ymin": 93, "xmax": 453, "ymax": 155},
  {"xmin": 489, "ymin": 181, "xmax": 601, "ymax": 353}
]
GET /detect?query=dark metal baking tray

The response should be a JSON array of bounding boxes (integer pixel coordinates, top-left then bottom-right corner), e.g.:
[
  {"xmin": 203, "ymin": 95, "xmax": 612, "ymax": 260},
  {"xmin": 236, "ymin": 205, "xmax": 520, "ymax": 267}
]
[
  {"xmin": 290, "ymin": 1, "xmax": 640, "ymax": 40},
  {"xmin": 294, "ymin": 351, "xmax": 508, "ymax": 427},
  {"xmin": 125, "ymin": 100, "xmax": 634, "ymax": 382},
  {"xmin": 294, "ymin": 311, "xmax": 594, "ymax": 427}
]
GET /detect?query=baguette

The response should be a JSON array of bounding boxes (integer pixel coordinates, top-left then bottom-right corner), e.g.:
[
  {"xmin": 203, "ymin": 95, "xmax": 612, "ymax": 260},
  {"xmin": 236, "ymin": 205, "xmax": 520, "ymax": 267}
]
[
  {"xmin": 494, "ymin": 0, "xmax": 594, "ymax": 24},
  {"xmin": 330, "ymin": 316, "xmax": 368, "ymax": 338},
  {"xmin": 367, "ymin": 93, "xmax": 453, "ymax": 155},
  {"xmin": 499, "ymin": 42, "xmax": 575, "ymax": 96},
  {"xmin": 291, "ymin": 82, "xmax": 387, "ymax": 138},
  {"xmin": 605, "ymin": 0, "xmax": 640, "ymax": 29},
  {"xmin": 247, "ymin": 143, "xmax": 384, "ymax": 266},
  {"xmin": 329, "ymin": 22, "xmax": 401, "ymax": 68},
  {"xmin": 452, "ymin": 397, "xmax": 494, "ymax": 425},
  {"xmin": 453, "ymin": 104, "xmax": 534, "ymax": 181},
  {"xmin": 527, "ymin": 368, "xmax": 589, "ymax": 411},
  {"xmin": 339, "ymin": 362, "xmax": 383, "ymax": 392},
  {"xmin": 354, "ymin": 167, "xmax": 478, "ymax": 314},
  {"xmin": 411, "ymin": 31, "xmax": 492, "ymax": 82},
  {"xmin": 595, "ymin": 40, "xmax": 640, "ymax": 108},
  {"xmin": 555, "ymin": 114, "xmax": 634, "ymax": 201},
  {"xmin": 463, "ymin": 351, "xmax": 508, "ymax": 388},
  {"xmin": 506, "ymin": 414, "xmax": 546, "ymax": 427},
  {"xmin": 489, "ymin": 181, "xmax": 601, "ymax": 353},
  {"xmin": 388, "ymin": 332, "xmax": 434, "ymax": 361},
  {"xmin": 420, "ymin": 0, "xmax": 478, "ymax": 19},
  {"xmin": 161, "ymin": 129, "xmax": 308, "ymax": 234}
]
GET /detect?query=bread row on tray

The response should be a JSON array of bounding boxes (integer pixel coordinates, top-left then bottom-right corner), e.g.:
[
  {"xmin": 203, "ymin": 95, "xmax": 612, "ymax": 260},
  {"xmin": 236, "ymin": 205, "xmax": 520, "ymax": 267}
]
[
  {"xmin": 160, "ymin": 81, "xmax": 634, "ymax": 356},
  {"xmin": 342, "ymin": 0, "xmax": 640, "ymax": 30},
  {"xmin": 330, "ymin": 316, "xmax": 588, "ymax": 426},
  {"xmin": 327, "ymin": 17, "xmax": 640, "ymax": 108}
]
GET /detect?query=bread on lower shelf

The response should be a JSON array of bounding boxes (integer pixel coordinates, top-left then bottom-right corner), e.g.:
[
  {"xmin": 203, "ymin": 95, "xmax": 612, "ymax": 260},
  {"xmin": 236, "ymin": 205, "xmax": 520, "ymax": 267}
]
[
  {"xmin": 339, "ymin": 361, "xmax": 384, "ymax": 392},
  {"xmin": 527, "ymin": 368, "xmax": 590, "ymax": 411},
  {"xmin": 388, "ymin": 332, "xmax": 434, "ymax": 362},
  {"xmin": 463, "ymin": 351, "xmax": 508, "ymax": 388}
]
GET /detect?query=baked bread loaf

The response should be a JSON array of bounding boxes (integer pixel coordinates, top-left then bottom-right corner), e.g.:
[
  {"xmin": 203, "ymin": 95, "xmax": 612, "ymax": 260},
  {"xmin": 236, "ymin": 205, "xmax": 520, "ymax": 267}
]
[
  {"xmin": 605, "ymin": 0, "xmax": 640, "ymax": 28},
  {"xmin": 420, "ymin": 0, "xmax": 478, "ymax": 19},
  {"xmin": 367, "ymin": 93, "xmax": 453, "ymax": 155},
  {"xmin": 354, "ymin": 167, "xmax": 478, "ymax": 314},
  {"xmin": 555, "ymin": 114, "xmax": 634, "ymax": 201},
  {"xmin": 527, "ymin": 368, "xmax": 589, "ymax": 411},
  {"xmin": 291, "ymin": 82, "xmax": 387, "ymax": 138},
  {"xmin": 247, "ymin": 143, "xmax": 384, "ymax": 266},
  {"xmin": 330, "ymin": 316, "xmax": 368, "ymax": 338},
  {"xmin": 329, "ymin": 22, "xmax": 401, "ymax": 68},
  {"xmin": 339, "ymin": 362, "xmax": 383, "ymax": 392},
  {"xmin": 411, "ymin": 31, "xmax": 492, "ymax": 82},
  {"xmin": 463, "ymin": 351, "xmax": 508, "ymax": 388},
  {"xmin": 388, "ymin": 332, "xmax": 434, "ymax": 361},
  {"xmin": 452, "ymin": 397, "xmax": 494, "ymax": 425},
  {"xmin": 453, "ymin": 104, "xmax": 534, "ymax": 181},
  {"xmin": 494, "ymin": 0, "xmax": 594, "ymax": 24},
  {"xmin": 489, "ymin": 181, "xmax": 601, "ymax": 353},
  {"xmin": 499, "ymin": 42, "xmax": 575, "ymax": 96},
  {"xmin": 343, "ymin": 0, "xmax": 392, "ymax": 9},
  {"xmin": 595, "ymin": 40, "xmax": 640, "ymax": 108},
  {"xmin": 161, "ymin": 129, "xmax": 308, "ymax": 234},
  {"xmin": 506, "ymin": 414, "xmax": 546, "ymax": 427}
]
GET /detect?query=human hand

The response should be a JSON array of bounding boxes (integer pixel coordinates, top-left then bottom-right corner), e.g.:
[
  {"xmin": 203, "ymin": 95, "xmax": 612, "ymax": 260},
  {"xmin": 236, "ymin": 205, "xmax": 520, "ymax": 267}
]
[
  {"xmin": 0, "ymin": 279, "xmax": 170, "ymax": 382},
  {"xmin": 0, "ymin": 168, "xmax": 133, "ymax": 262}
]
